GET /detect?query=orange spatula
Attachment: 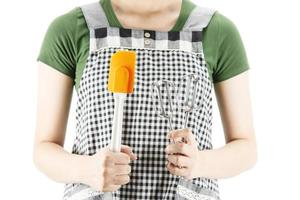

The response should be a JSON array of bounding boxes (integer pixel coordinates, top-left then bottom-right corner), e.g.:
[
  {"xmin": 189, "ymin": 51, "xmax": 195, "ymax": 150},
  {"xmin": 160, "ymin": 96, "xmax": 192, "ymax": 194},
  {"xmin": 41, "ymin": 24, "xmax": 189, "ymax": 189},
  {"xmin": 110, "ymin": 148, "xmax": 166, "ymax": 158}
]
[{"xmin": 108, "ymin": 50, "xmax": 136, "ymax": 152}]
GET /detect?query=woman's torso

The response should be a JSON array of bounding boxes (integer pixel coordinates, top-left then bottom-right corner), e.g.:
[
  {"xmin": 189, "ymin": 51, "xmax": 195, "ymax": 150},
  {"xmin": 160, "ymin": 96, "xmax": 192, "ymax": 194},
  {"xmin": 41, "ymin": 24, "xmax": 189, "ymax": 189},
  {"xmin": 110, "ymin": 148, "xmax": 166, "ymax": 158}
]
[{"xmin": 63, "ymin": 1, "xmax": 220, "ymax": 200}]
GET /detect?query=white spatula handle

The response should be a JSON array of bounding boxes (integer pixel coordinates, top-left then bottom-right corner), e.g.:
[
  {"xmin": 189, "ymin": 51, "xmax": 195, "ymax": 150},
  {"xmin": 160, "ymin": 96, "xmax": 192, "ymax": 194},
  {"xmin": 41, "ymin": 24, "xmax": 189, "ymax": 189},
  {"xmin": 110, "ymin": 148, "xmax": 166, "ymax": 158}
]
[{"xmin": 110, "ymin": 93, "xmax": 126, "ymax": 152}]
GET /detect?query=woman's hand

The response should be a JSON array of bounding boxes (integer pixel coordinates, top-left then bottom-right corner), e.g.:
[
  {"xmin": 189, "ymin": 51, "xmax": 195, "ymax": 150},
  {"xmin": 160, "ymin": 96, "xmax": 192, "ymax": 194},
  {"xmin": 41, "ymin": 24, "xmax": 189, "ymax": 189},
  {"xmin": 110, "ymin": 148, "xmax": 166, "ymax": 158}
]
[
  {"xmin": 82, "ymin": 145, "xmax": 138, "ymax": 192},
  {"xmin": 164, "ymin": 72, "xmax": 257, "ymax": 180},
  {"xmin": 165, "ymin": 128, "xmax": 201, "ymax": 180}
]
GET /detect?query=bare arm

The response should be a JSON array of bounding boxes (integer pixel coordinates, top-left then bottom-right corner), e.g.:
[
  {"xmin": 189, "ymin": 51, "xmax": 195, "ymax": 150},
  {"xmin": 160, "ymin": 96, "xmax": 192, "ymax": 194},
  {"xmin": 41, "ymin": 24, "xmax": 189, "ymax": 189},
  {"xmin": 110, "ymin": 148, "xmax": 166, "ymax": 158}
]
[
  {"xmin": 33, "ymin": 62, "xmax": 137, "ymax": 191},
  {"xmin": 199, "ymin": 71, "xmax": 257, "ymax": 178},
  {"xmin": 166, "ymin": 71, "xmax": 257, "ymax": 179},
  {"xmin": 33, "ymin": 61, "xmax": 88, "ymax": 184}
]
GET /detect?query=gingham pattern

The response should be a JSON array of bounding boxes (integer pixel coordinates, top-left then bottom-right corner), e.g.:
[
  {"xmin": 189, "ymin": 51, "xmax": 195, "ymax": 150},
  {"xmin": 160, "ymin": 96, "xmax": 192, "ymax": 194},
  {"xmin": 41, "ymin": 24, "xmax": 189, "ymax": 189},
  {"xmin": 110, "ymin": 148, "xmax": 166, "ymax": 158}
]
[
  {"xmin": 63, "ymin": 2, "xmax": 219, "ymax": 200},
  {"xmin": 90, "ymin": 27, "xmax": 203, "ymax": 53}
]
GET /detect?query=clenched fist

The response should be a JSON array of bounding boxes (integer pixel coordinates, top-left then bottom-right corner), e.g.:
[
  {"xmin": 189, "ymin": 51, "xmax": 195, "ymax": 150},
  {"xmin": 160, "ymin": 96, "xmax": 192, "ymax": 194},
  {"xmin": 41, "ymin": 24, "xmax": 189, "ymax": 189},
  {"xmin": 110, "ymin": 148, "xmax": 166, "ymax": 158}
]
[
  {"xmin": 165, "ymin": 128, "xmax": 201, "ymax": 180},
  {"xmin": 82, "ymin": 145, "xmax": 138, "ymax": 192}
]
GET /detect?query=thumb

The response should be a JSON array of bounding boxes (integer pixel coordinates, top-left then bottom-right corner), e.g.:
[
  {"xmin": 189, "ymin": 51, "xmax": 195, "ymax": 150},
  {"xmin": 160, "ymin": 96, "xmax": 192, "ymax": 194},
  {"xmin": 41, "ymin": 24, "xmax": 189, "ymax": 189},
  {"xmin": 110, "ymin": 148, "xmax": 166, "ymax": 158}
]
[{"xmin": 121, "ymin": 145, "xmax": 138, "ymax": 160}]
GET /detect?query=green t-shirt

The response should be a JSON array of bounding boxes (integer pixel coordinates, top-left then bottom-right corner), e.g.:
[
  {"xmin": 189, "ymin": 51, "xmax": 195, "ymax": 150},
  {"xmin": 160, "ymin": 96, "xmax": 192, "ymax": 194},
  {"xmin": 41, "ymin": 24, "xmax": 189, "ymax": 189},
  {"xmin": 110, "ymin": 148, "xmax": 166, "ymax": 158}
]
[{"xmin": 37, "ymin": 0, "xmax": 249, "ymax": 92}]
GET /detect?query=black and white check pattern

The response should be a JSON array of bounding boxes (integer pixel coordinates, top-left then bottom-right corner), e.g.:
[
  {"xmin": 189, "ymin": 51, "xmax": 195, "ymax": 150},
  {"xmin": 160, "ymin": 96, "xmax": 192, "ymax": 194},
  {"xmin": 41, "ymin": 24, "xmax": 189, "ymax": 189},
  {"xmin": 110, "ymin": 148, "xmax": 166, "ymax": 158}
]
[
  {"xmin": 90, "ymin": 27, "xmax": 203, "ymax": 54},
  {"xmin": 63, "ymin": 2, "xmax": 220, "ymax": 200},
  {"xmin": 63, "ymin": 47, "xmax": 219, "ymax": 200}
]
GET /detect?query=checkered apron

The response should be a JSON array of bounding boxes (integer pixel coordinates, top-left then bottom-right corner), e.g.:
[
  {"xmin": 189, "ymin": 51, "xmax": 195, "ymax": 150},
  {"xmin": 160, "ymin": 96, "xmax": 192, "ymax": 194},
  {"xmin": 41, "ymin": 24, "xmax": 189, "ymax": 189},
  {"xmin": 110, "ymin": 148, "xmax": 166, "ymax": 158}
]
[{"xmin": 63, "ymin": 2, "xmax": 220, "ymax": 200}]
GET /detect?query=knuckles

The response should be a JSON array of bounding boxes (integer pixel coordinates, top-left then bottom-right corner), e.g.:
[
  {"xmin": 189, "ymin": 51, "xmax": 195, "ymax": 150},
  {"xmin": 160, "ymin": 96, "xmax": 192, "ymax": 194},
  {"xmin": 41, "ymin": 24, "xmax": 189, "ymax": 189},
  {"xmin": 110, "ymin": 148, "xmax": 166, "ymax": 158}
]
[
  {"xmin": 175, "ymin": 155, "xmax": 180, "ymax": 165},
  {"xmin": 100, "ymin": 167, "xmax": 110, "ymax": 179},
  {"xmin": 127, "ymin": 165, "xmax": 132, "ymax": 174},
  {"xmin": 176, "ymin": 142, "xmax": 185, "ymax": 152},
  {"xmin": 124, "ymin": 154, "xmax": 130, "ymax": 164},
  {"xmin": 93, "ymin": 146, "xmax": 135, "ymax": 192},
  {"xmin": 124, "ymin": 175, "xmax": 130, "ymax": 183}
]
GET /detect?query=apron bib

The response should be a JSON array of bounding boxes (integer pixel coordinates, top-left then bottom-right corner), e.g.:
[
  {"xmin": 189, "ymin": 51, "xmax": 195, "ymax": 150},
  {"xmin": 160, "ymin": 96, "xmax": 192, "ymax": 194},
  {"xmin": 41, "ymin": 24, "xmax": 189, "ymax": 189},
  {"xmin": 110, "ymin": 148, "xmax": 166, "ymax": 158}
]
[{"xmin": 63, "ymin": 2, "xmax": 220, "ymax": 200}]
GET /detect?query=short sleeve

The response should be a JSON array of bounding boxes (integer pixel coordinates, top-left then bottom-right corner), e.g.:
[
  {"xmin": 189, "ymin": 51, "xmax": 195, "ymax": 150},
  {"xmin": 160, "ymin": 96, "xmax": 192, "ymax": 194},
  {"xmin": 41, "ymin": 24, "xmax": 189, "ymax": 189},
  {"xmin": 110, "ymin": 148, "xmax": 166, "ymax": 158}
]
[
  {"xmin": 212, "ymin": 13, "xmax": 250, "ymax": 83},
  {"xmin": 37, "ymin": 8, "xmax": 78, "ymax": 79}
]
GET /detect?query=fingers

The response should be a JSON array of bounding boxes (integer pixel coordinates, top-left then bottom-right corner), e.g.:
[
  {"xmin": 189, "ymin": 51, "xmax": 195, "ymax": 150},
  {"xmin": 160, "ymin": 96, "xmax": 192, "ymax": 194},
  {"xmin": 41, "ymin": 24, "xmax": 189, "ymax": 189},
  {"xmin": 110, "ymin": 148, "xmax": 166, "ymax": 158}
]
[
  {"xmin": 110, "ymin": 151, "xmax": 131, "ymax": 165},
  {"xmin": 121, "ymin": 145, "xmax": 138, "ymax": 160},
  {"xmin": 114, "ymin": 164, "xmax": 131, "ymax": 175},
  {"xmin": 113, "ymin": 175, "xmax": 130, "ymax": 185},
  {"xmin": 102, "ymin": 184, "xmax": 121, "ymax": 192},
  {"xmin": 167, "ymin": 154, "xmax": 191, "ymax": 168},
  {"xmin": 167, "ymin": 128, "xmax": 196, "ymax": 145},
  {"xmin": 111, "ymin": 161, "xmax": 131, "ymax": 186},
  {"xmin": 170, "ymin": 135, "xmax": 184, "ymax": 143},
  {"xmin": 165, "ymin": 142, "xmax": 192, "ymax": 157},
  {"xmin": 167, "ymin": 162, "xmax": 191, "ymax": 179},
  {"xmin": 94, "ymin": 146, "xmax": 137, "ymax": 192},
  {"xmin": 106, "ymin": 145, "xmax": 137, "ymax": 164}
]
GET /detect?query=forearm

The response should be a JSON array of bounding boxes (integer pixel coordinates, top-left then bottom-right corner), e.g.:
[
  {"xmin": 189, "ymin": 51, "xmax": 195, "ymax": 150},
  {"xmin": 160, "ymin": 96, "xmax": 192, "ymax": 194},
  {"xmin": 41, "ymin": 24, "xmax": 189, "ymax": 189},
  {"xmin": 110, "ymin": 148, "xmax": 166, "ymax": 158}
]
[
  {"xmin": 33, "ymin": 142, "xmax": 90, "ymax": 184},
  {"xmin": 197, "ymin": 138, "xmax": 257, "ymax": 179}
]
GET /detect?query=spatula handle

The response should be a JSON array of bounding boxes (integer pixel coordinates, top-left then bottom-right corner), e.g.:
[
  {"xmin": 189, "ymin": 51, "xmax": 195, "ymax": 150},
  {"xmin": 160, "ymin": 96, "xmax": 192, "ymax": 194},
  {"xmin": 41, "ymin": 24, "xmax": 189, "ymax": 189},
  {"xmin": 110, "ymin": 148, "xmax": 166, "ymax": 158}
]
[{"xmin": 110, "ymin": 93, "xmax": 126, "ymax": 152}]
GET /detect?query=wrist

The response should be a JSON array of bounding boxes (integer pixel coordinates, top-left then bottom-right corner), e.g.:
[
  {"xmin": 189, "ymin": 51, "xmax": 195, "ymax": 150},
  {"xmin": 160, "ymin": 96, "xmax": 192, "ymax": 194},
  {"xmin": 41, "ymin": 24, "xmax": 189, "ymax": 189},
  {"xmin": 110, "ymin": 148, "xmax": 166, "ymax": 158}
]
[
  {"xmin": 70, "ymin": 154, "xmax": 92, "ymax": 184},
  {"xmin": 194, "ymin": 150, "xmax": 208, "ymax": 178}
]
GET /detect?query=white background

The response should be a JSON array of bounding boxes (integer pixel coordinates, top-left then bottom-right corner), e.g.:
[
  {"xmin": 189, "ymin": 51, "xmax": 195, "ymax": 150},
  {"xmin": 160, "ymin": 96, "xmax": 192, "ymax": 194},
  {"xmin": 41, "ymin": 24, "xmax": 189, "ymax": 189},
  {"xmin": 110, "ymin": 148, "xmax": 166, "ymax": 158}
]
[{"xmin": 0, "ymin": 0, "xmax": 299, "ymax": 199}]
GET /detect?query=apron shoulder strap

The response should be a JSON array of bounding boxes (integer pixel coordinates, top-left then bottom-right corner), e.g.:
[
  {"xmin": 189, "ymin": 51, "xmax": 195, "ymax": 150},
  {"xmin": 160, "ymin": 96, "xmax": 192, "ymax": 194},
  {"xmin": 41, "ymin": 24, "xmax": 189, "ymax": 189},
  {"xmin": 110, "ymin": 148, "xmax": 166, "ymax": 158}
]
[
  {"xmin": 80, "ymin": 2, "xmax": 109, "ymax": 30},
  {"xmin": 80, "ymin": 2, "xmax": 216, "ymax": 31},
  {"xmin": 183, "ymin": 6, "xmax": 217, "ymax": 31}
]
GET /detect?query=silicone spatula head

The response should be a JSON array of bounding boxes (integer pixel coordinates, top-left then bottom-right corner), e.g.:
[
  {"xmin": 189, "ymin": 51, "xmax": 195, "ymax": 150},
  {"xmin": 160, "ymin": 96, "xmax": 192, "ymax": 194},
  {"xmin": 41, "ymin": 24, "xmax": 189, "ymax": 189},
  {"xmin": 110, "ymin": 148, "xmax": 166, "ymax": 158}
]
[{"xmin": 108, "ymin": 50, "xmax": 136, "ymax": 93}]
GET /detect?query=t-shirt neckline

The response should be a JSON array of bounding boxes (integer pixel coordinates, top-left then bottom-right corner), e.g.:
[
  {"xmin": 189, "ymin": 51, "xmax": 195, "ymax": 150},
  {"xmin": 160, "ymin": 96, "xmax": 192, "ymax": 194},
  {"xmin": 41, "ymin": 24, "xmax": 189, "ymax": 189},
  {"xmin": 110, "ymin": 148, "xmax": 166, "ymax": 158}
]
[{"xmin": 99, "ymin": 0, "xmax": 196, "ymax": 32}]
